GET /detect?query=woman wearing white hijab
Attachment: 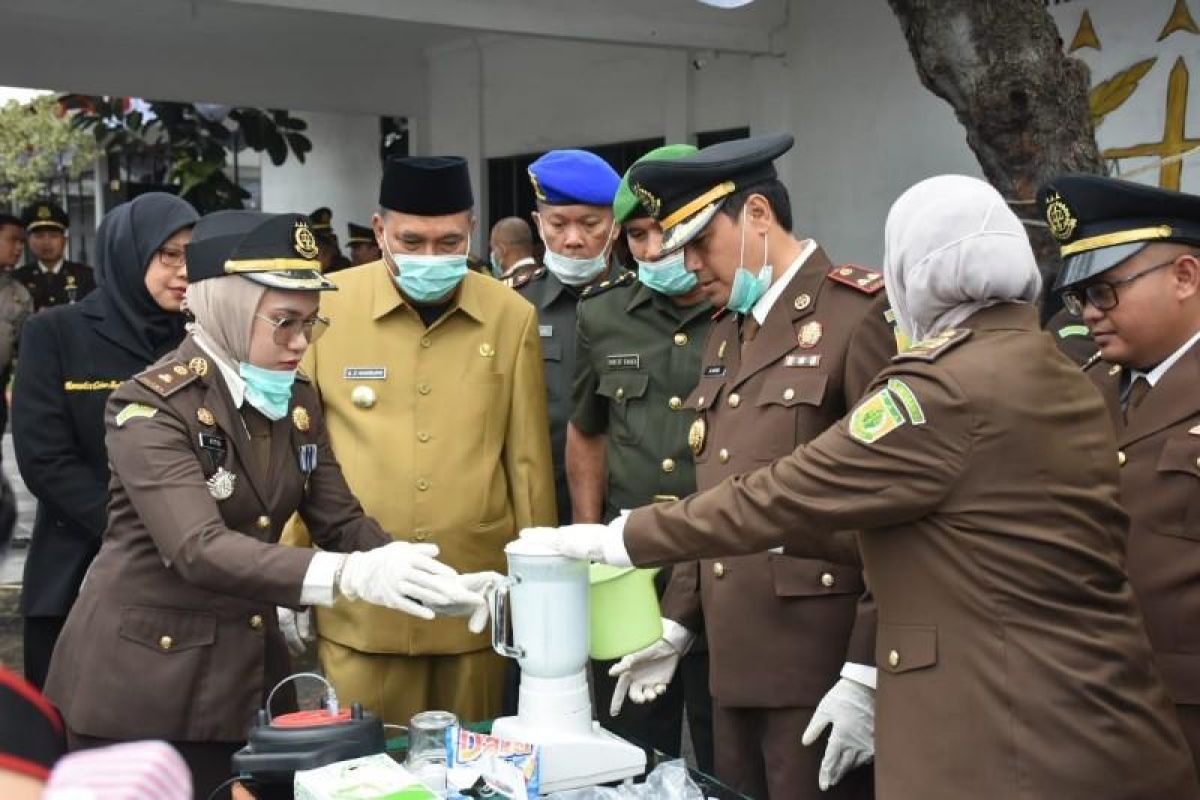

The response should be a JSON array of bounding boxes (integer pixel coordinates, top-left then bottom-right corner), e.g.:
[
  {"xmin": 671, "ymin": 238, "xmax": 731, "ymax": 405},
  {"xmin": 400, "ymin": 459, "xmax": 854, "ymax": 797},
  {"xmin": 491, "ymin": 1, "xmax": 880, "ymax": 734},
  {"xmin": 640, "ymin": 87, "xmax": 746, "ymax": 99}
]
[
  {"xmin": 44, "ymin": 211, "xmax": 491, "ymax": 800},
  {"xmin": 525, "ymin": 176, "xmax": 1200, "ymax": 799}
]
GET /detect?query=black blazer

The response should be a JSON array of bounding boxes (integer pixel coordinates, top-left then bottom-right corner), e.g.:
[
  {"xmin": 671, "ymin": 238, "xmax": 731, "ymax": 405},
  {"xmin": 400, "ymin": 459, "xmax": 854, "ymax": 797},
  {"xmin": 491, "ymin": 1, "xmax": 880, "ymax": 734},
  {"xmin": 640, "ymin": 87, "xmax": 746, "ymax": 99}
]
[
  {"xmin": 14, "ymin": 293, "xmax": 163, "ymax": 617},
  {"xmin": 14, "ymin": 260, "xmax": 96, "ymax": 311}
]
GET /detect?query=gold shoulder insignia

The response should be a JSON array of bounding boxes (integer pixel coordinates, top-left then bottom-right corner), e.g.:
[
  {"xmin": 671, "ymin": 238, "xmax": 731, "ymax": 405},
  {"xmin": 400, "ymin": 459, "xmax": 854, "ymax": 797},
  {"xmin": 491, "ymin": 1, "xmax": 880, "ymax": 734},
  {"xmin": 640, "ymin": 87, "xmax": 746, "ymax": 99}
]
[
  {"xmin": 827, "ymin": 265, "xmax": 885, "ymax": 294},
  {"xmin": 510, "ymin": 267, "xmax": 547, "ymax": 291},
  {"xmin": 581, "ymin": 270, "xmax": 635, "ymax": 301},
  {"xmin": 892, "ymin": 328, "xmax": 973, "ymax": 363},
  {"xmin": 1081, "ymin": 351, "xmax": 1104, "ymax": 371},
  {"xmin": 134, "ymin": 361, "xmax": 199, "ymax": 398}
]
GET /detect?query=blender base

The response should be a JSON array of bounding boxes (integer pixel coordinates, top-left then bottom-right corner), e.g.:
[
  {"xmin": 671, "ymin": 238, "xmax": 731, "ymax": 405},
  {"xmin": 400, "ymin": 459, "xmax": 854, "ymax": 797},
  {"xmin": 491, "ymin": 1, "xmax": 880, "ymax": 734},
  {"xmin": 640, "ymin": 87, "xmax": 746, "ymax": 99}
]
[{"xmin": 491, "ymin": 714, "xmax": 646, "ymax": 794}]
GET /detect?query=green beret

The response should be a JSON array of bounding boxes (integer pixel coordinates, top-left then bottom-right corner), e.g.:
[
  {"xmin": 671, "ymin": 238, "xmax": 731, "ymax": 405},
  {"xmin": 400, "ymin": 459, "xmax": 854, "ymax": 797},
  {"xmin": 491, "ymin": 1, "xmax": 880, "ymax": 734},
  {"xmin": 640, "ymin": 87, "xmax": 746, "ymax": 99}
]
[{"xmin": 613, "ymin": 144, "xmax": 698, "ymax": 224}]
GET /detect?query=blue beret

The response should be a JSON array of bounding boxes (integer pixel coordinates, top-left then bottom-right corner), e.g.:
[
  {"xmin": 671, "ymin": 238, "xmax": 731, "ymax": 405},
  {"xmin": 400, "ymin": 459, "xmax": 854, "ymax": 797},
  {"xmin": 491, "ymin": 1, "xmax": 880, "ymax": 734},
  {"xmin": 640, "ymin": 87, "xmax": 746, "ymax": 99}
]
[{"xmin": 528, "ymin": 150, "xmax": 620, "ymax": 207}]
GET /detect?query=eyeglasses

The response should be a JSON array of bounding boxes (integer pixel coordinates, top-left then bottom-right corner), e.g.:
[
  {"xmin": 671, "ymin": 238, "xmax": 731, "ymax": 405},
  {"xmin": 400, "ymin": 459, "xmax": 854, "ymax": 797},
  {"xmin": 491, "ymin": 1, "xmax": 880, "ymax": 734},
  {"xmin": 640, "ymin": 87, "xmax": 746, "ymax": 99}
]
[
  {"xmin": 1060, "ymin": 258, "xmax": 1177, "ymax": 317},
  {"xmin": 254, "ymin": 313, "xmax": 330, "ymax": 345},
  {"xmin": 156, "ymin": 247, "xmax": 187, "ymax": 268}
]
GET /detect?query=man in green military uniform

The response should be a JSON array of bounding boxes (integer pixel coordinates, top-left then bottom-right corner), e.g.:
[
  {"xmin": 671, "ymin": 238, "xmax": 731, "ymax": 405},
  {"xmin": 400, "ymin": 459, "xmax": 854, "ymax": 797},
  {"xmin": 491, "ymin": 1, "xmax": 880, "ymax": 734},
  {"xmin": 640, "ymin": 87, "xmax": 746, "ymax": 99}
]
[
  {"xmin": 568, "ymin": 144, "xmax": 714, "ymax": 770},
  {"xmin": 515, "ymin": 150, "xmax": 622, "ymax": 524}
]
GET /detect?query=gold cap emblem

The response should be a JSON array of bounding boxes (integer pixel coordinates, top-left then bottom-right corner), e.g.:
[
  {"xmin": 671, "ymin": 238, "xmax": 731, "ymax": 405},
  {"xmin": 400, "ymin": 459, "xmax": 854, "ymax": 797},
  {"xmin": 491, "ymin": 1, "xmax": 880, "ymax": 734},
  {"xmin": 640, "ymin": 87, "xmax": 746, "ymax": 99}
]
[
  {"xmin": 631, "ymin": 183, "xmax": 662, "ymax": 218},
  {"xmin": 1044, "ymin": 192, "xmax": 1078, "ymax": 242},
  {"xmin": 528, "ymin": 169, "xmax": 546, "ymax": 202},
  {"xmin": 292, "ymin": 405, "xmax": 311, "ymax": 432},
  {"xmin": 293, "ymin": 221, "xmax": 320, "ymax": 260},
  {"xmin": 36, "ymin": 205, "xmax": 51, "ymax": 219}
]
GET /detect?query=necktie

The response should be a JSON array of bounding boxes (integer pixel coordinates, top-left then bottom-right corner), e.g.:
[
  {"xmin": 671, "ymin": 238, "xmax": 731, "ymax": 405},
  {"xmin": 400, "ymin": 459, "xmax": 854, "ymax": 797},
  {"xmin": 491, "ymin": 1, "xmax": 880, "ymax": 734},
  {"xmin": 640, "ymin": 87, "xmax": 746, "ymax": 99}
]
[{"xmin": 1122, "ymin": 375, "xmax": 1151, "ymax": 424}]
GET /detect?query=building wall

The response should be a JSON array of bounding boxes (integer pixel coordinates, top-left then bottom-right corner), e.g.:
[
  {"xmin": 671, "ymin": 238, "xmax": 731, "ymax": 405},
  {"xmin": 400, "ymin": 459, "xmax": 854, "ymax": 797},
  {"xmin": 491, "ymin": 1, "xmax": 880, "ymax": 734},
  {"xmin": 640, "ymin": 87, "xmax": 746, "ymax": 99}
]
[{"xmin": 259, "ymin": 110, "xmax": 384, "ymax": 236}]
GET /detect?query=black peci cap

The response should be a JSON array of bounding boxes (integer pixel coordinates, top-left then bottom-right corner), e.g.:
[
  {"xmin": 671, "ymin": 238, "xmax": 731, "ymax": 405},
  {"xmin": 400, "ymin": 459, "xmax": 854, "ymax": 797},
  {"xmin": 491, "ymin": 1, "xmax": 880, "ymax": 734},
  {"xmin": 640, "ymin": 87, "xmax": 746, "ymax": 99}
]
[{"xmin": 379, "ymin": 156, "xmax": 473, "ymax": 216}]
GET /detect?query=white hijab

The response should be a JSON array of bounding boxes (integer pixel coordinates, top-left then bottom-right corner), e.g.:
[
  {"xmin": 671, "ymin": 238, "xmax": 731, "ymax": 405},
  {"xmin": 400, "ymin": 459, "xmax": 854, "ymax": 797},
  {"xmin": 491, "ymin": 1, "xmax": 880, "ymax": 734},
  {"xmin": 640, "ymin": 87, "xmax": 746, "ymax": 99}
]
[{"xmin": 883, "ymin": 175, "xmax": 1042, "ymax": 343}]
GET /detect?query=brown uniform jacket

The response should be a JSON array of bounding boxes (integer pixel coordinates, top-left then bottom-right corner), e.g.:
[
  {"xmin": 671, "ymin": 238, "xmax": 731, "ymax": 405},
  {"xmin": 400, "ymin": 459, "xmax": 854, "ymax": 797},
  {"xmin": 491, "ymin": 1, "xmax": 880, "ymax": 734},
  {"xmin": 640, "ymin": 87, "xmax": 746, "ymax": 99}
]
[
  {"xmin": 44, "ymin": 337, "xmax": 390, "ymax": 742},
  {"xmin": 662, "ymin": 248, "xmax": 894, "ymax": 707},
  {"xmin": 625, "ymin": 303, "xmax": 1199, "ymax": 800},
  {"xmin": 1089, "ymin": 344, "xmax": 1200, "ymax": 708}
]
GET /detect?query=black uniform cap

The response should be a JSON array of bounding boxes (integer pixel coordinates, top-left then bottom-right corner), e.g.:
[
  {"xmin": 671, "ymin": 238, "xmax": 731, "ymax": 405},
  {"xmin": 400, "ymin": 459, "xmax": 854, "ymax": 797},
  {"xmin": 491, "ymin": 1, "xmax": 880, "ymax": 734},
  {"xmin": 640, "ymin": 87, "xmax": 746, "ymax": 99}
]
[
  {"xmin": 1040, "ymin": 174, "xmax": 1200, "ymax": 290},
  {"xmin": 379, "ymin": 156, "xmax": 473, "ymax": 216},
  {"xmin": 21, "ymin": 200, "xmax": 69, "ymax": 232},
  {"xmin": 626, "ymin": 133, "xmax": 793, "ymax": 253},
  {"xmin": 309, "ymin": 207, "xmax": 334, "ymax": 231},
  {"xmin": 186, "ymin": 210, "xmax": 336, "ymax": 291},
  {"xmin": 346, "ymin": 222, "xmax": 374, "ymax": 245}
]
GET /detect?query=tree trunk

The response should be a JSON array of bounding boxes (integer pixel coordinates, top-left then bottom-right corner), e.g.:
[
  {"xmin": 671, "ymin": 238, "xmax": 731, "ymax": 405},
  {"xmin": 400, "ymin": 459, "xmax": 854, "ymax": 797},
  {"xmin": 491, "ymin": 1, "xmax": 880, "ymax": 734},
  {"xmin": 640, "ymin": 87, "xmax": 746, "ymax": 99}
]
[{"xmin": 887, "ymin": 0, "xmax": 1105, "ymax": 294}]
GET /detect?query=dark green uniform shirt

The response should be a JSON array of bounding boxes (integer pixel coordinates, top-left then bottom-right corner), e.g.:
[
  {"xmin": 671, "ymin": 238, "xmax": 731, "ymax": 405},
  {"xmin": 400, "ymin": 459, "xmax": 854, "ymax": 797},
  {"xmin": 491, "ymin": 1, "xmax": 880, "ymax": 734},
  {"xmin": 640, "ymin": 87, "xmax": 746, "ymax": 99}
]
[
  {"xmin": 516, "ymin": 264, "xmax": 620, "ymax": 524},
  {"xmin": 572, "ymin": 272, "xmax": 713, "ymax": 521}
]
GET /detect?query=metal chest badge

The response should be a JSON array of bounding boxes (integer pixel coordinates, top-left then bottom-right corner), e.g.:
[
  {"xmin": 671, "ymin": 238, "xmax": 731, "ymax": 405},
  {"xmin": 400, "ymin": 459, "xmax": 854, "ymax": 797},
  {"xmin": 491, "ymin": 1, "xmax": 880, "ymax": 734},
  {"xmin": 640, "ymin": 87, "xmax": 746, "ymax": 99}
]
[
  {"xmin": 207, "ymin": 467, "xmax": 237, "ymax": 500},
  {"xmin": 688, "ymin": 417, "xmax": 707, "ymax": 456},
  {"xmin": 798, "ymin": 321, "xmax": 823, "ymax": 349},
  {"xmin": 292, "ymin": 406, "xmax": 311, "ymax": 432}
]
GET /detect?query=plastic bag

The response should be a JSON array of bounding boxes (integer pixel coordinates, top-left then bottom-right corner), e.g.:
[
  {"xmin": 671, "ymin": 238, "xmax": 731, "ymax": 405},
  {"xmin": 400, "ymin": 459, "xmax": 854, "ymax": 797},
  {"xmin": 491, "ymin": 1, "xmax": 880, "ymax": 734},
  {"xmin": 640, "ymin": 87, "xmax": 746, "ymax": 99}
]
[{"xmin": 546, "ymin": 760, "xmax": 704, "ymax": 800}]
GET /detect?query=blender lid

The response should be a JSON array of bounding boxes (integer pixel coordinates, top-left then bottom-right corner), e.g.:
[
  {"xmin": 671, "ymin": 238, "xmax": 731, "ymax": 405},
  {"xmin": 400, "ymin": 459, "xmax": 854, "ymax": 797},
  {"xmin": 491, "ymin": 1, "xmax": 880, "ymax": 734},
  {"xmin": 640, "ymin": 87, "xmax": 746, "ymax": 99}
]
[{"xmin": 504, "ymin": 538, "xmax": 565, "ymax": 557}]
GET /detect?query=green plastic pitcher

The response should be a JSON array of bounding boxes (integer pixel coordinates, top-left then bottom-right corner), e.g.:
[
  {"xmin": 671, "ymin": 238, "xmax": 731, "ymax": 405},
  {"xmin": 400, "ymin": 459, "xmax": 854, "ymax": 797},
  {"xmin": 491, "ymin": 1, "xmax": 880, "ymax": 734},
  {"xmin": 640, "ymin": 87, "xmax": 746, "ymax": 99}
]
[{"xmin": 588, "ymin": 564, "xmax": 662, "ymax": 660}]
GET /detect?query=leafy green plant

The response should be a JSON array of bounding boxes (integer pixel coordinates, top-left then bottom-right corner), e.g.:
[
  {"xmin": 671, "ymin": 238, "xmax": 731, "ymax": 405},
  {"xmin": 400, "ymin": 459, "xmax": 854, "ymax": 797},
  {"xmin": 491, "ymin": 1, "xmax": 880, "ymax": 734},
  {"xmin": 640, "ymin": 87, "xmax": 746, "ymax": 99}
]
[
  {"xmin": 60, "ymin": 95, "xmax": 311, "ymax": 213},
  {"xmin": 0, "ymin": 94, "xmax": 100, "ymax": 206}
]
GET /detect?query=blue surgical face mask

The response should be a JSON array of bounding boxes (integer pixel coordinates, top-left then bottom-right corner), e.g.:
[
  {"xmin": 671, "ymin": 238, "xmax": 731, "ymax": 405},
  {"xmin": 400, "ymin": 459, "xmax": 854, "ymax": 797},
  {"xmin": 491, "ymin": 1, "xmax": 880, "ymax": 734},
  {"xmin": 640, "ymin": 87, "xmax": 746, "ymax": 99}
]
[
  {"xmin": 384, "ymin": 236, "xmax": 470, "ymax": 303},
  {"xmin": 239, "ymin": 361, "xmax": 297, "ymax": 421},
  {"xmin": 539, "ymin": 220, "xmax": 614, "ymax": 287},
  {"xmin": 489, "ymin": 250, "xmax": 503, "ymax": 278},
  {"xmin": 636, "ymin": 250, "xmax": 697, "ymax": 296},
  {"xmin": 726, "ymin": 206, "xmax": 773, "ymax": 315}
]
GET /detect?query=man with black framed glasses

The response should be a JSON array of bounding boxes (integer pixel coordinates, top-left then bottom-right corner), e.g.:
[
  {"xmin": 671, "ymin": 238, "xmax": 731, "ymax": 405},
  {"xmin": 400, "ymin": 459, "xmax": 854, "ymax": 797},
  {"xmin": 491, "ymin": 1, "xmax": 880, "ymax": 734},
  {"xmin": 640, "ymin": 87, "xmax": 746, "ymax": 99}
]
[{"xmin": 1040, "ymin": 173, "xmax": 1200, "ymax": 772}]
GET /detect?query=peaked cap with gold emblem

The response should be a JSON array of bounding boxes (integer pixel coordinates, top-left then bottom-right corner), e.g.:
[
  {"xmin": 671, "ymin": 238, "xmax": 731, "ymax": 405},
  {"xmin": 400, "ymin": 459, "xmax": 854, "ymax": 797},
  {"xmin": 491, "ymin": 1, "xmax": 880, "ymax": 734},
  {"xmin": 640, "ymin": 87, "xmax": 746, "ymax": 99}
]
[
  {"xmin": 626, "ymin": 133, "xmax": 793, "ymax": 253},
  {"xmin": 1039, "ymin": 174, "xmax": 1200, "ymax": 290},
  {"xmin": 185, "ymin": 210, "xmax": 335, "ymax": 291},
  {"xmin": 21, "ymin": 200, "xmax": 69, "ymax": 232}
]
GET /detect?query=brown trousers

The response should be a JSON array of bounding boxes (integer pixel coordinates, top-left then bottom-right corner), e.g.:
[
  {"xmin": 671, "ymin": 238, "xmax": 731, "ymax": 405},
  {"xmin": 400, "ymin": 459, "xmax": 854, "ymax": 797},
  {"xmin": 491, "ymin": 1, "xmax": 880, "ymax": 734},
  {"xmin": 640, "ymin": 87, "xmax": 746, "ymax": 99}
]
[
  {"xmin": 712, "ymin": 703, "xmax": 874, "ymax": 800},
  {"xmin": 318, "ymin": 638, "xmax": 506, "ymax": 728}
]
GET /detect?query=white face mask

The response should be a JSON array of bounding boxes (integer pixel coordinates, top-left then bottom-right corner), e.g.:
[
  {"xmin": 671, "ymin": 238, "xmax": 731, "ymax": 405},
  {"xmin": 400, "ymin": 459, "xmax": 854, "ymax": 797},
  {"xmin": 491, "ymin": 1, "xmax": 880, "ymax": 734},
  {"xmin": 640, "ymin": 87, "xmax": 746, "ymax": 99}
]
[{"xmin": 538, "ymin": 220, "xmax": 615, "ymax": 286}]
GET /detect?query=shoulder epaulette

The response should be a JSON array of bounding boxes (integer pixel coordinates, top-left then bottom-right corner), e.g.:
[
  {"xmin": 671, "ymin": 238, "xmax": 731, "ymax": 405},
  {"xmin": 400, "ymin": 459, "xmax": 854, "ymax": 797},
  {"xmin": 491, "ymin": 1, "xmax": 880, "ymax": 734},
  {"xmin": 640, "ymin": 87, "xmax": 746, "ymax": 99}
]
[
  {"xmin": 892, "ymin": 328, "xmax": 972, "ymax": 363},
  {"xmin": 581, "ymin": 270, "xmax": 636, "ymax": 300},
  {"xmin": 1081, "ymin": 351, "xmax": 1104, "ymax": 371},
  {"xmin": 508, "ymin": 267, "xmax": 546, "ymax": 290},
  {"xmin": 134, "ymin": 361, "xmax": 199, "ymax": 398},
  {"xmin": 827, "ymin": 264, "xmax": 885, "ymax": 294}
]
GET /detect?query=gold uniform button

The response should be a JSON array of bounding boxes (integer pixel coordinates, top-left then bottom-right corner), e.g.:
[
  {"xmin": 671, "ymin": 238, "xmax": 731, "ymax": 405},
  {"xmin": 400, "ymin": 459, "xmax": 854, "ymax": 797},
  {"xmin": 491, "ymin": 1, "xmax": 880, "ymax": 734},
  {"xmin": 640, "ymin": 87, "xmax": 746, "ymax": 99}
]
[
  {"xmin": 888, "ymin": 650, "xmax": 900, "ymax": 669},
  {"xmin": 728, "ymin": 393, "xmax": 741, "ymax": 408},
  {"xmin": 662, "ymin": 458, "xmax": 676, "ymax": 473},
  {"xmin": 674, "ymin": 332, "xmax": 689, "ymax": 346},
  {"xmin": 820, "ymin": 572, "xmax": 835, "ymax": 588},
  {"xmin": 420, "ymin": 337, "xmax": 432, "ymax": 348},
  {"xmin": 783, "ymin": 388, "xmax": 796, "ymax": 401},
  {"xmin": 249, "ymin": 614, "xmax": 264, "ymax": 630},
  {"xmin": 1108, "ymin": 364, "xmax": 1121, "ymax": 376},
  {"xmin": 256, "ymin": 515, "xmax": 271, "ymax": 531},
  {"xmin": 159, "ymin": 635, "xmax": 174, "ymax": 651},
  {"xmin": 1118, "ymin": 451, "xmax": 1126, "ymax": 467},
  {"xmin": 697, "ymin": 396, "xmax": 706, "ymax": 407},
  {"xmin": 713, "ymin": 562, "xmax": 726, "ymax": 578},
  {"xmin": 416, "ymin": 478, "xmax": 430, "ymax": 491},
  {"xmin": 417, "ymin": 431, "xmax": 431, "ymax": 443},
  {"xmin": 414, "ymin": 529, "xmax": 430, "ymax": 542},
  {"xmin": 669, "ymin": 396, "xmax": 682, "ymax": 410},
  {"xmin": 417, "ymin": 383, "xmax": 431, "ymax": 395},
  {"xmin": 351, "ymin": 385, "xmax": 376, "ymax": 409},
  {"xmin": 616, "ymin": 387, "xmax": 625, "ymax": 401},
  {"xmin": 719, "ymin": 448, "xmax": 730, "ymax": 463}
]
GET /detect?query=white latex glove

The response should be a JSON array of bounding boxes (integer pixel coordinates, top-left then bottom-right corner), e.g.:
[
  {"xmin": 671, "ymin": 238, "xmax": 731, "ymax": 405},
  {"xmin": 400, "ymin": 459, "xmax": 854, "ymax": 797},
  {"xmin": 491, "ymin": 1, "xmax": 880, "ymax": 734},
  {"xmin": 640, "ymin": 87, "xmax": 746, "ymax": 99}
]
[
  {"xmin": 801, "ymin": 677, "xmax": 875, "ymax": 790},
  {"xmin": 277, "ymin": 607, "xmax": 313, "ymax": 656},
  {"xmin": 339, "ymin": 542, "xmax": 475, "ymax": 619},
  {"xmin": 607, "ymin": 636, "xmax": 683, "ymax": 717},
  {"xmin": 422, "ymin": 571, "xmax": 502, "ymax": 634},
  {"xmin": 519, "ymin": 516, "xmax": 632, "ymax": 566}
]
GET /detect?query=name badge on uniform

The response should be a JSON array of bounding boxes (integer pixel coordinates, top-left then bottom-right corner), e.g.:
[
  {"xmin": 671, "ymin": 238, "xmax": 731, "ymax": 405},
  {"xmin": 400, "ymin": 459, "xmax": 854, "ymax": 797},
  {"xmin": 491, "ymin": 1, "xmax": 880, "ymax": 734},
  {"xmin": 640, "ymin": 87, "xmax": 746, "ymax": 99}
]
[
  {"xmin": 703, "ymin": 365, "xmax": 726, "ymax": 377},
  {"xmin": 344, "ymin": 367, "xmax": 387, "ymax": 380},
  {"xmin": 785, "ymin": 354, "xmax": 822, "ymax": 368},
  {"xmin": 607, "ymin": 354, "xmax": 641, "ymax": 370},
  {"xmin": 539, "ymin": 325, "xmax": 554, "ymax": 338},
  {"xmin": 299, "ymin": 443, "xmax": 318, "ymax": 475},
  {"xmin": 198, "ymin": 432, "xmax": 227, "ymax": 453}
]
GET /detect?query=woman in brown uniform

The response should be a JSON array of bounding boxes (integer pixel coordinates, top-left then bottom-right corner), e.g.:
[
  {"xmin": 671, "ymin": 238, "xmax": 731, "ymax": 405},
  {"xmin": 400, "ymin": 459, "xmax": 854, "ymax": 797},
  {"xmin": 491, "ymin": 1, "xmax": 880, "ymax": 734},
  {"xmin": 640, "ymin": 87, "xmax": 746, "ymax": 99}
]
[{"xmin": 44, "ymin": 211, "xmax": 489, "ymax": 799}]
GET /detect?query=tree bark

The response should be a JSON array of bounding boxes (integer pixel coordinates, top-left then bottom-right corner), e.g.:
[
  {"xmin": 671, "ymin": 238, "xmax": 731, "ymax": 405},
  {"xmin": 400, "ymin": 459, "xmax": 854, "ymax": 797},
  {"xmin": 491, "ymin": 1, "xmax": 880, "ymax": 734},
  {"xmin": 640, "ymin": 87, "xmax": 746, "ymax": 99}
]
[{"xmin": 887, "ymin": 0, "xmax": 1105, "ymax": 291}]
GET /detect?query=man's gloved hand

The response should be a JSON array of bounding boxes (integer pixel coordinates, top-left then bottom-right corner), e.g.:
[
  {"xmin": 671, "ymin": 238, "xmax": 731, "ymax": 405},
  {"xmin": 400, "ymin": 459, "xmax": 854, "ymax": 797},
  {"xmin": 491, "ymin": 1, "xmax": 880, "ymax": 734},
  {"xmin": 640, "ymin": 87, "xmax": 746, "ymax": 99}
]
[
  {"xmin": 338, "ymin": 542, "xmax": 475, "ymax": 619},
  {"xmin": 606, "ymin": 618, "xmax": 694, "ymax": 716},
  {"xmin": 277, "ymin": 607, "xmax": 313, "ymax": 656},
  {"xmin": 519, "ymin": 515, "xmax": 632, "ymax": 566},
  {"xmin": 801, "ymin": 677, "xmax": 875, "ymax": 790},
  {"xmin": 422, "ymin": 571, "xmax": 502, "ymax": 634}
]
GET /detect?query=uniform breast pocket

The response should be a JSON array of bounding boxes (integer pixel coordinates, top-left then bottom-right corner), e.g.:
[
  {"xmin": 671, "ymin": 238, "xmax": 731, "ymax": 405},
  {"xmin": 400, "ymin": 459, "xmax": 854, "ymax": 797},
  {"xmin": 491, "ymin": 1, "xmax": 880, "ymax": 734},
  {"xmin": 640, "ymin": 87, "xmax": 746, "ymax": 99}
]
[
  {"xmin": 597, "ymin": 373, "xmax": 649, "ymax": 445},
  {"xmin": 541, "ymin": 340, "xmax": 565, "ymax": 400},
  {"xmin": 748, "ymin": 372, "xmax": 828, "ymax": 460},
  {"xmin": 1154, "ymin": 437, "xmax": 1200, "ymax": 540},
  {"xmin": 770, "ymin": 555, "xmax": 864, "ymax": 598}
]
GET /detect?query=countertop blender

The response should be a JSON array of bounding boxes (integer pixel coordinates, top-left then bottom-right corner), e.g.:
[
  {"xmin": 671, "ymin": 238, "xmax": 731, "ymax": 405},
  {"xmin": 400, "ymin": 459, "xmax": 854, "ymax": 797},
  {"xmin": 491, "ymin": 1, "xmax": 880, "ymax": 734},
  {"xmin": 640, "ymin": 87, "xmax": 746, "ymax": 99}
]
[{"xmin": 490, "ymin": 539, "xmax": 646, "ymax": 793}]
